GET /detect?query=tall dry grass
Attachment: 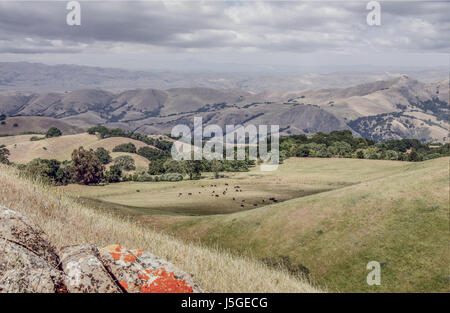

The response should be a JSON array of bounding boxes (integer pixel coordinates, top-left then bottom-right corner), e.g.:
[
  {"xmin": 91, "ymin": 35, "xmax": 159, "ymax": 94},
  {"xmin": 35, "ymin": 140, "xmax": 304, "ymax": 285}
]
[{"xmin": 0, "ymin": 164, "xmax": 321, "ymax": 293}]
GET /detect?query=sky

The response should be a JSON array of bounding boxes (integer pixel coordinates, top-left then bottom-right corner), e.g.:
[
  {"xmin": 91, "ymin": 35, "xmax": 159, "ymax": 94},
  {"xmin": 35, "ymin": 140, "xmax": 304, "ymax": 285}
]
[{"xmin": 0, "ymin": 0, "xmax": 448, "ymax": 72}]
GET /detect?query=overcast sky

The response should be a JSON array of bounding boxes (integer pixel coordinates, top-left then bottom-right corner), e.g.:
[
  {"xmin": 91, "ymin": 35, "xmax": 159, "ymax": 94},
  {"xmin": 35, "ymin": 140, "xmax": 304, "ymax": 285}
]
[{"xmin": 0, "ymin": 0, "xmax": 448, "ymax": 72}]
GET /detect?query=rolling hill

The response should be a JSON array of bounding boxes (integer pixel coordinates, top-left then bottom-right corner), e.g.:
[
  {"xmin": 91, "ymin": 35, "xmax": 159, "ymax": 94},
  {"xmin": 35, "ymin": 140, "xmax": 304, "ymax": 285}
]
[
  {"xmin": 0, "ymin": 69, "xmax": 448, "ymax": 142},
  {"xmin": 141, "ymin": 157, "xmax": 449, "ymax": 292},
  {"xmin": 1, "ymin": 132, "xmax": 155, "ymax": 169},
  {"xmin": 0, "ymin": 116, "xmax": 84, "ymax": 136}
]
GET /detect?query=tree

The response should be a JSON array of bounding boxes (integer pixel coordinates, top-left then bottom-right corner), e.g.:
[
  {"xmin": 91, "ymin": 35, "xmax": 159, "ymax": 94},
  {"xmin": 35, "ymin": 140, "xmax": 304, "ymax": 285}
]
[
  {"xmin": 138, "ymin": 146, "xmax": 167, "ymax": 161},
  {"xmin": 113, "ymin": 143, "xmax": 137, "ymax": 153},
  {"xmin": 114, "ymin": 155, "xmax": 136, "ymax": 171},
  {"xmin": 148, "ymin": 159, "xmax": 165, "ymax": 175},
  {"xmin": 105, "ymin": 164, "xmax": 122, "ymax": 183},
  {"xmin": 163, "ymin": 159, "xmax": 185, "ymax": 175},
  {"xmin": 0, "ymin": 114, "xmax": 6, "ymax": 121},
  {"xmin": 407, "ymin": 150, "xmax": 422, "ymax": 162},
  {"xmin": 0, "ymin": 145, "xmax": 10, "ymax": 164},
  {"xmin": 45, "ymin": 127, "xmax": 62, "ymax": 138},
  {"xmin": 185, "ymin": 160, "xmax": 202, "ymax": 180},
  {"xmin": 94, "ymin": 147, "xmax": 112, "ymax": 165},
  {"xmin": 210, "ymin": 160, "xmax": 223, "ymax": 178},
  {"xmin": 356, "ymin": 149, "xmax": 365, "ymax": 159},
  {"xmin": 71, "ymin": 147, "xmax": 104, "ymax": 185}
]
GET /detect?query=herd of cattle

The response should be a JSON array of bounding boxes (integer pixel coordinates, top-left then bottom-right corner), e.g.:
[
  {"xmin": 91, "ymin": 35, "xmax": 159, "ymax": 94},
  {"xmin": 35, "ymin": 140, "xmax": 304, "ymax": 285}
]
[{"xmin": 177, "ymin": 183, "xmax": 279, "ymax": 208}]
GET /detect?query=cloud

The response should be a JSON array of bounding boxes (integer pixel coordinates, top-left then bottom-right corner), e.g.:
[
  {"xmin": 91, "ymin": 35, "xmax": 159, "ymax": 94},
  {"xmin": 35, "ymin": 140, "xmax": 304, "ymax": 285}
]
[{"xmin": 0, "ymin": 1, "xmax": 447, "ymax": 62}]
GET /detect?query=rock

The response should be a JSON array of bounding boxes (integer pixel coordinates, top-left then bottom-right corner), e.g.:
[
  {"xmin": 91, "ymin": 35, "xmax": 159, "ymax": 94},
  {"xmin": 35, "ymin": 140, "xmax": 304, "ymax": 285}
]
[
  {"xmin": 0, "ymin": 206, "xmax": 201, "ymax": 293},
  {"xmin": 0, "ymin": 205, "xmax": 66, "ymax": 293},
  {"xmin": 99, "ymin": 245, "xmax": 201, "ymax": 293},
  {"xmin": 0, "ymin": 205, "xmax": 59, "ymax": 267},
  {"xmin": 0, "ymin": 239, "xmax": 66, "ymax": 293},
  {"xmin": 59, "ymin": 245, "xmax": 121, "ymax": 293}
]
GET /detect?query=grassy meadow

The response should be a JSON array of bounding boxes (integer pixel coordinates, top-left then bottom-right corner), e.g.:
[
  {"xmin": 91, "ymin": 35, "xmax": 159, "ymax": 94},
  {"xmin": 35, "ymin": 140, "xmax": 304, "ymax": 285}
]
[
  {"xmin": 1, "ymin": 131, "xmax": 448, "ymax": 292},
  {"xmin": 60, "ymin": 156, "xmax": 450, "ymax": 292},
  {"xmin": 0, "ymin": 163, "xmax": 319, "ymax": 293}
]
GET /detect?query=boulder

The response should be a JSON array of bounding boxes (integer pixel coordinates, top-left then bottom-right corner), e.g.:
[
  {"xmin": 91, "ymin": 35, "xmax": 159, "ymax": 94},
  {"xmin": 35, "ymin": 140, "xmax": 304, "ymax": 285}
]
[
  {"xmin": 99, "ymin": 245, "xmax": 201, "ymax": 293},
  {"xmin": 0, "ymin": 206, "xmax": 201, "ymax": 293},
  {"xmin": 59, "ymin": 245, "xmax": 121, "ymax": 293},
  {"xmin": 0, "ymin": 205, "xmax": 59, "ymax": 267},
  {"xmin": 0, "ymin": 239, "xmax": 66, "ymax": 293},
  {"xmin": 0, "ymin": 205, "xmax": 66, "ymax": 293}
]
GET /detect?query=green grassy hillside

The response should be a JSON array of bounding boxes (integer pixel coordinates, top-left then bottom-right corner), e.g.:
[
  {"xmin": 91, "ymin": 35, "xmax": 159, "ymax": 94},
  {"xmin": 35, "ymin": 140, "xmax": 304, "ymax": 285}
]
[
  {"xmin": 61, "ymin": 157, "xmax": 449, "ymax": 292},
  {"xmin": 154, "ymin": 157, "xmax": 450, "ymax": 292}
]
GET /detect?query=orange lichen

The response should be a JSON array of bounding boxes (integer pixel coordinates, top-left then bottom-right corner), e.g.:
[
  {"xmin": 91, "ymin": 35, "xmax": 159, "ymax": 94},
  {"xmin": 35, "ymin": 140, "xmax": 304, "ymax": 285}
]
[
  {"xmin": 109, "ymin": 252, "xmax": 122, "ymax": 261},
  {"xmin": 139, "ymin": 268, "xmax": 193, "ymax": 293},
  {"xmin": 138, "ymin": 273, "xmax": 150, "ymax": 281},
  {"xmin": 119, "ymin": 281, "xmax": 128, "ymax": 291},
  {"xmin": 123, "ymin": 254, "xmax": 137, "ymax": 263}
]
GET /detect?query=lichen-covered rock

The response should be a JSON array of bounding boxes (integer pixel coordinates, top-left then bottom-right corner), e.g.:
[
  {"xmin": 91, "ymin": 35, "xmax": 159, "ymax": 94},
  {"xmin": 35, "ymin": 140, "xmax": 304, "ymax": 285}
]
[
  {"xmin": 131, "ymin": 249, "xmax": 202, "ymax": 293},
  {"xmin": 59, "ymin": 245, "xmax": 121, "ymax": 293},
  {"xmin": 0, "ymin": 239, "xmax": 66, "ymax": 293},
  {"xmin": 0, "ymin": 205, "xmax": 59, "ymax": 267},
  {"xmin": 0, "ymin": 206, "xmax": 201, "ymax": 293},
  {"xmin": 100, "ymin": 245, "xmax": 201, "ymax": 293}
]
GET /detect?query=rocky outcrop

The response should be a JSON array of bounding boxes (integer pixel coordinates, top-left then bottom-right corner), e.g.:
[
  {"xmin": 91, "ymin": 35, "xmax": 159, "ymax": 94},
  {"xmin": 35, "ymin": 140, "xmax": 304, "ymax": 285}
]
[{"xmin": 0, "ymin": 206, "xmax": 201, "ymax": 293}]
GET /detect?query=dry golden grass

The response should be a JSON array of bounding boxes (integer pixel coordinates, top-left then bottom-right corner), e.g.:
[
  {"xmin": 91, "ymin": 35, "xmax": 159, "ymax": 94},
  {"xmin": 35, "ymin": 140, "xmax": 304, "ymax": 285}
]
[
  {"xmin": 2, "ymin": 133, "xmax": 158, "ymax": 164},
  {"xmin": 0, "ymin": 164, "xmax": 321, "ymax": 293}
]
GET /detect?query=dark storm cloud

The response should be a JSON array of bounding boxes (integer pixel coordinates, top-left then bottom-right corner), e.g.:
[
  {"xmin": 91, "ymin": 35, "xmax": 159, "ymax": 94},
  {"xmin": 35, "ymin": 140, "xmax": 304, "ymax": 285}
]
[{"xmin": 0, "ymin": 1, "xmax": 448, "ymax": 54}]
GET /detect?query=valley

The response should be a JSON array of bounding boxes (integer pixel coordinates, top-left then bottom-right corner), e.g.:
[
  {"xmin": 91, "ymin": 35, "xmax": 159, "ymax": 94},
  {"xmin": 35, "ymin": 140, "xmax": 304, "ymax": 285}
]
[{"xmin": 59, "ymin": 156, "xmax": 449, "ymax": 292}]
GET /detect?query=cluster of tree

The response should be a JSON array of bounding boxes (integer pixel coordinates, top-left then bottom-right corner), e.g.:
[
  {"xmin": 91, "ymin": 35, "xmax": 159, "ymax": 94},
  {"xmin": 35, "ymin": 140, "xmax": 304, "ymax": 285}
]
[
  {"xmin": 280, "ymin": 130, "xmax": 450, "ymax": 162},
  {"xmin": 45, "ymin": 127, "xmax": 62, "ymax": 138},
  {"xmin": 87, "ymin": 126, "xmax": 173, "ymax": 151},
  {"xmin": 148, "ymin": 158, "xmax": 252, "ymax": 179},
  {"xmin": 0, "ymin": 145, "xmax": 10, "ymax": 164},
  {"xmin": 112, "ymin": 142, "xmax": 136, "ymax": 153}
]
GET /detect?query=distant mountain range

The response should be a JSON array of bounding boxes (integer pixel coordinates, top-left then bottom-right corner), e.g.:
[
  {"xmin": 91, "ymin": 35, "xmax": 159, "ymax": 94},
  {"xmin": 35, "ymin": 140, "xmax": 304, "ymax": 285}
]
[{"xmin": 0, "ymin": 62, "xmax": 448, "ymax": 142}]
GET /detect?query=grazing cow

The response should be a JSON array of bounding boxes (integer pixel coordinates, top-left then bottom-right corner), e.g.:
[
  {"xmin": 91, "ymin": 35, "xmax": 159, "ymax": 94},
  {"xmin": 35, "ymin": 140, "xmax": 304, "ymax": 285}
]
[
  {"xmin": 215, "ymin": 194, "xmax": 219, "ymax": 198},
  {"xmin": 273, "ymin": 199, "xmax": 278, "ymax": 203},
  {"xmin": 212, "ymin": 190, "xmax": 215, "ymax": 193},
  {"xmin": 223, "ymin": 191, "xmax": 226, "ymax": 195},
  {"xmin": 253, "ymin": 204, "xmax": 257, "ymax": 206},
  {"xmin": 199, "ymin": 192, "xmax": 201, "ymax": 194},
  {"xmin": 240, "ymin": 204, "xmax": 244, "ymax": 208},
  {"xmin": 225, "ymin": 183, "xmax": 229, "ymax": 186},
  {"xmin": 269, "ymin": 197, "xmax": 275, "ymax": 201},
  {"xmin": 188, "ymin": 193, "xmax": 192, "ymax": 196},
  {"xmin": 178, "ymin": 193, "xmax": 182, "ymax": 197},
  {"xmin": 262, "ymin": 200, "xmax": 265, "ymax": 202}
]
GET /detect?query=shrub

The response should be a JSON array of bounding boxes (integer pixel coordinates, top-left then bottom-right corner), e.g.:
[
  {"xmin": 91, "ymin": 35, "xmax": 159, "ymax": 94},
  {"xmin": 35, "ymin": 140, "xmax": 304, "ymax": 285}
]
[
  {"xmin": 138, "ymin": 146, "xmax": 167, "ymax": 161},
  {"xmin": 148, "ymin": 159, "xmax": 166, "ymax": 175},
  {"xmin": 160, "ymin": 173, "xmax": 183, "ymax": 182},
  {"xmin": 24, "ymin": 158, "xmax": 71, "ymax": 185},
  {"xmin": 114, "ymin": 155, "xmax": 136, "ymax": 171},
  {"xmin": 94, "ymin": 147, "xmax": 112, "ymax": 165},
  {"xmin": 30, "ymin": 136, "xmax": 44, "ymax": 141},
  {"xmin": 45, "ymin": 127, "xmax": 62, "ymax": 138},
  {"xmin": 71, "ymin": 147, "xmax": 105, "ymax": 185},
  {"xmin": 105, "ymin": 164, "xmax": 122, "ymax": 183},
  {"xmin": 137, "ymin": 173, "xmax": 153, "ymax": 182},
  {"xmin": 0, "ymin": 145, "xmax": 10, "ymax": 164},
  {"xmin": 163, "ymin": 159, "xmax": 185, "ymax": 175},
  {"xmin": 407, "ymin": 151, "xmax": 422, "ymax": 162},
  {"xmin": 112, "ymin": 142, "xmax": 137, "ymax": 153}
]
